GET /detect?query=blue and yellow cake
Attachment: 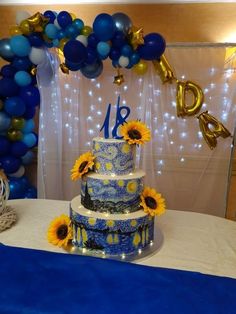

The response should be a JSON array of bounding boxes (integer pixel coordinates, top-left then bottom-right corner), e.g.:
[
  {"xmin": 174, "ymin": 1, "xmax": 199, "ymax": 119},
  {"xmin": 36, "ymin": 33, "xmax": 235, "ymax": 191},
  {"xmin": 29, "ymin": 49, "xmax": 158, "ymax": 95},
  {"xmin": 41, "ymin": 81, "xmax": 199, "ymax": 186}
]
[{"xmin": 70, "ymin": 120, "xmax": 166, "ymax": 257}]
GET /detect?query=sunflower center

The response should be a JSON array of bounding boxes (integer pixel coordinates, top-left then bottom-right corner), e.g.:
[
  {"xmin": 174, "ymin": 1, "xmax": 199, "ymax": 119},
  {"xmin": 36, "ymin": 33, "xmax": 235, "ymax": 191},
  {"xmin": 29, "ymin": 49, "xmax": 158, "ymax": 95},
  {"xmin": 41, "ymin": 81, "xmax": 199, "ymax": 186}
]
[
  {"xmin": 145, "ymin": 196, "xmax": 157, "ymax": 209},
  {"xmin": 56, "ymin": 224, "xmax": 68, "ymax": 240},
  {"xmin": 79, "ymin": 161, "xmax": 88, "ymax": 173},
  {"xmin": 128, "ymin": 129, "xmax": 142, "ymax": 140}
]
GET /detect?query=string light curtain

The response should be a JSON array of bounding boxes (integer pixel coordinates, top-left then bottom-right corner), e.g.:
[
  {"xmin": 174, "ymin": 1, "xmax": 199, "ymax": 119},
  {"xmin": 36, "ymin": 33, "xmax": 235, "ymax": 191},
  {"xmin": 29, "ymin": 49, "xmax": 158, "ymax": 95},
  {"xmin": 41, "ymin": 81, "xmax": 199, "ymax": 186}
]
[{"xmin": 37, "ymin": 44, "xmax": 236, "ymax": 217}]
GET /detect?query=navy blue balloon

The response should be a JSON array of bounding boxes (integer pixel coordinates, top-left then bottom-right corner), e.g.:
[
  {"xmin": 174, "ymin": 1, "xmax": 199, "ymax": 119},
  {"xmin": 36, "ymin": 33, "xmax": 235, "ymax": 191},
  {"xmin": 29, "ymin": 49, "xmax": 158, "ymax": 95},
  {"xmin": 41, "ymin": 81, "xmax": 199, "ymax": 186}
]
[
  {"xmin": 109, "ymin": 47, "xmax": 121, "ymax": 60},
  {"xmin": 24, "ymin": 186, "xmax": 37, "ymax": 198},
  {"xmin": 138, "ymin": 33, "xmax": 166, "ymax": 60},
  {"xmin": 0, "ymin": 65, "xmax": 17, "ymax": 78},
  {"xmin": 10, "ymin": 141, "xmax": 28, "ymax": 157},
  {"xmin": 85, "ymin": 47, "xmax": 98, "ymax": 65},
  {"xmin": 63, "ymin": 40, "xmax": 87, "ymax": 64},
  {"xmin": 0, "ymin": 38, "xmax": 15, "ymax": 62},
  {"xmin": 65, "ymin": 59, "xmax": 83, "ymax": 71},
  {"xmin": 0, "ymin": 78, "xmax": 20, "ymax": 97},
  {"xmin": 88, "ymin": 33, "xmax": 99, "ymax": 48},
  {"xmin": 18, "ymin": 175, "xmax": 30, "ymax": 190},
  {"xmin": 57, "ymin": 29, "xmax": 66, "ymax": 40},
  {"xmin": 81, "ymin": 60, "xmax": 103, "ymax": 79},
  {"xmin": 44, "ymin": 10, "xmax": 56, "ymax": 23},
  {"xmin": 23, "ymin": 103, "xmax": 36, "ymax": 119},
  {"xmin": 65, "ymin": 24, "xmax": 78, "ymax": 39},
  {"xmin": 28, "ymin": 33, "xmax": 44, "ymax": 47},
  {"xmin": 112, "ymin": 31, "xmax": 127, "ymax": 48},
  {"xmin": 12, "ymin": 56, "xmax": 32, "ymax": 71},
  {"xmin": 93, "ymin": 13, "xmax": 115, "ymax": 41},
  {"xmin": 121, "ymin": 44, "xmax": 133, "ymax": 57},
  {"xmin": 20, "ymin": 86, "xmax": 40, "ymax": 107},
  {"xmin": 112, "ymin": 59, "xmax": 120, "ymax": 68},
  {"xmin": 130, "ymin": 52, "xmax": 140, "ymax": 65},
  {"xmin": 21, "ymin": 150, "xmax": 34, "ymax": 165},
  {"xmin": 57, "ymin": 11, "xmax": 72, "ymax": 28},
  {"xmin": 4, "ymin": 97, "xmax": 26, "ymax": 117},
  {"xmin": 8, "ymin": 177, "xmax": 26, "ymax": 199},
  {"xmin": 0, "ymin": 136, "xmax": 10, "ymax": 156},
  {"xmin": 0, "ymin": 155, "xmax": 21, "ymax": 174}
]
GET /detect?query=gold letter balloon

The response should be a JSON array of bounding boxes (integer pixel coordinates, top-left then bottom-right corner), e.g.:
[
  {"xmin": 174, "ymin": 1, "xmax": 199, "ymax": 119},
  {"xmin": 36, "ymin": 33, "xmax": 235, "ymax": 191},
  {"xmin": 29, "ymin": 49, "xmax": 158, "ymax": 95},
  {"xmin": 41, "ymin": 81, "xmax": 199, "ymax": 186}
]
[
  {"xmin": 152, "ymin": 54, "xmax": 175, "ymax": 84},
  {"xmin": 198, "ymin": 111, "xmax": 231, "ymax": 149},
  {"xmin": 176, "ymin": 80, "xmax": 204, "ymax": 117}
]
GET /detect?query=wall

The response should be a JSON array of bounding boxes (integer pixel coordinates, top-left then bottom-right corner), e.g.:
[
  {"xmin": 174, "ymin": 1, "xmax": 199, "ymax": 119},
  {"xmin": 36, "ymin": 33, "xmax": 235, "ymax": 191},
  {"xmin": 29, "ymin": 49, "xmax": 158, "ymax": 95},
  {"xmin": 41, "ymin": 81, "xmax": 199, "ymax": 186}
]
[{"xmin": 0, "ymin": 3, "xmax": 236, "ymax": 218}]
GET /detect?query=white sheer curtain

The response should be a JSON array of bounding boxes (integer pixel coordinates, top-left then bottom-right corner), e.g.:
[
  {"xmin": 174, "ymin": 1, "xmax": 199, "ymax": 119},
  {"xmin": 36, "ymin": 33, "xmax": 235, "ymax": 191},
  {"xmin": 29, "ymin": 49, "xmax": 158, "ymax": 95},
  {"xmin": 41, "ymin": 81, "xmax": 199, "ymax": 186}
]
[{"xmin": 37, "ymin": 44, "xmax": 236, "ymax": 217}]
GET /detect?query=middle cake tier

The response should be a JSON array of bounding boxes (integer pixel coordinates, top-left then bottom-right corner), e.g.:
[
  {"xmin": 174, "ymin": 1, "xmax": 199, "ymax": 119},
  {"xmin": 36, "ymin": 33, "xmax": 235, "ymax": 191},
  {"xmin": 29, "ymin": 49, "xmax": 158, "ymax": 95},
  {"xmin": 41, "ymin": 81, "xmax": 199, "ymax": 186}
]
[{"xmin": 81, "ymin": 170, "xmax": 145, "ymax": 214}]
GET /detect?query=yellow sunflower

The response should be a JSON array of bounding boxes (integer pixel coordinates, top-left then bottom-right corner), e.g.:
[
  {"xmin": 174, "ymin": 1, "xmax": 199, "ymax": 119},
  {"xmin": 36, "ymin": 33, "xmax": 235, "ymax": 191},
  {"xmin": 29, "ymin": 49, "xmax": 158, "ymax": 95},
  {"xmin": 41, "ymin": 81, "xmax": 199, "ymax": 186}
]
[
  {"xmin": 71, "ymin": 151, "xmax": 95, "ymax": 181},
  {"xmin": 140, "ymin": 186, "xmax": 166, "ymax": 216},
  {"xmin": 120, "ymin": 120, "xmax": 151, "ymax": 145},
  {"xmin": 47, "ymin": 214, "xmax": 72, "ymax": 248}
]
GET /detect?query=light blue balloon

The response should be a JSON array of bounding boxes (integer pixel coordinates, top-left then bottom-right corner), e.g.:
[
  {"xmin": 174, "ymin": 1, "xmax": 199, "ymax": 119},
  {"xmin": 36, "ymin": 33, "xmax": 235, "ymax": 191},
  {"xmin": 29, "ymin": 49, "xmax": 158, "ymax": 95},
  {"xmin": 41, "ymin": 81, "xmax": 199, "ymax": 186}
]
[
  {"xmin": 45, "ymin": 23, "xmax": 58, "ymax": 39},
  {"xmin": 22, "ymin": 119, "xmax": 35, "ymax": 134},
  {"xmin": 21, "ymin": 150, "xmax": 34, "ymax": 165},
  {"xmin": 97, "ymin": 41, "xmax": 110, "ymax": 57},
  {"xmin": 52, "ymin": 39, "xmax": 59, "ymax": 47},
  {"xmin": 10, "ymin": 35, "xmax": 31, "ymax": 57},
  {"xmin": 0, "ymin": 112, "xmax": 11, "ymax": 132},
  {"xmin": 14, "ymin": 71, "xmax": 32, "ymax": 87},
  {"xmin": 22, "ymin": 133, "xmax": 37, "ymax": 148}
]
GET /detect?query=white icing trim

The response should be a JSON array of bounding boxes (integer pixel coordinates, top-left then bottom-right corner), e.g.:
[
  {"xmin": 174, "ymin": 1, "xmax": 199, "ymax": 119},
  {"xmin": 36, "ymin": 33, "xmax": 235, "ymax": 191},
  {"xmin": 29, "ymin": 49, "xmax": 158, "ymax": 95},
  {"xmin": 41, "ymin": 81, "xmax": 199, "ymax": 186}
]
[
  {"xmin": 71, "ymin": 196, "xmax": 148, "ymax": 220},
  {"xmin": 86, "ymin": 169, "xmax": 145, "ymax": 180},
  {"xmin": 93, "ymin": 137, "xmax": 126, "ymax": 143}
]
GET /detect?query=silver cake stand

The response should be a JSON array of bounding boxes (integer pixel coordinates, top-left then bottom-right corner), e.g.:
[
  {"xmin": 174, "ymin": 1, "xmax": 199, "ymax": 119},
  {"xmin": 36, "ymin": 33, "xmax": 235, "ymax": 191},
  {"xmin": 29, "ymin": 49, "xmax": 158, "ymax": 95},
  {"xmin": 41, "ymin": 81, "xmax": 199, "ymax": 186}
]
[{"xmin": 64, "ymin": 227, "xmax": 164, "ymax": 262}]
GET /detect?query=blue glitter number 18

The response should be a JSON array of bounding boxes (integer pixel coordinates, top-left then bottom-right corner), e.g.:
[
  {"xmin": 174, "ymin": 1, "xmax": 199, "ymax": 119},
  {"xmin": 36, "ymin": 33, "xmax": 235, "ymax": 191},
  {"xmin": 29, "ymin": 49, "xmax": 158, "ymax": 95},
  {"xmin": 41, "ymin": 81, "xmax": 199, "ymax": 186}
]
[{"xmin": 100, "ymin": 96, "xmax": 130, "ymax": 139}]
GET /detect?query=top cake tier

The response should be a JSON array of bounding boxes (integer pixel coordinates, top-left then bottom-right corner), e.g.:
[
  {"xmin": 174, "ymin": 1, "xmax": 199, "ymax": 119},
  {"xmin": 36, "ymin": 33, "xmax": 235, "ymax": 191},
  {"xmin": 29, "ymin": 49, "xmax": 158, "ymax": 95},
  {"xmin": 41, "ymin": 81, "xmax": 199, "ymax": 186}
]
[{"xmin": 93, "ymin": 137, "xmax": 135, "ymax": 175}]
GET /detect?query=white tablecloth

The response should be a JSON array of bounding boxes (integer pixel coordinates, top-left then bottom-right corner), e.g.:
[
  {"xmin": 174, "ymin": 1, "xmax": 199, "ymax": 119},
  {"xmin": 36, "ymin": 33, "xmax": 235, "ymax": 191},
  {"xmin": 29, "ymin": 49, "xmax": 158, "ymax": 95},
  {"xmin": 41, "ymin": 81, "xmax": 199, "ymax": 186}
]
[{"xmin": 1, "ymin": 199, "xmax": 236, "ymax": 279}]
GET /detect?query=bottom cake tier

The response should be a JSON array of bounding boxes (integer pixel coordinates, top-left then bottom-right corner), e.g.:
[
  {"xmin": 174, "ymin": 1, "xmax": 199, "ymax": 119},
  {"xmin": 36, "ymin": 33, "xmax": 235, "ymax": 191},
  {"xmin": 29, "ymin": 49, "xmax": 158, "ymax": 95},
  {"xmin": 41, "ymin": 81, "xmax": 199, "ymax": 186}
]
[{"xmin": 70, "ymin": 196, "xmax": 155, "ymax": 256}]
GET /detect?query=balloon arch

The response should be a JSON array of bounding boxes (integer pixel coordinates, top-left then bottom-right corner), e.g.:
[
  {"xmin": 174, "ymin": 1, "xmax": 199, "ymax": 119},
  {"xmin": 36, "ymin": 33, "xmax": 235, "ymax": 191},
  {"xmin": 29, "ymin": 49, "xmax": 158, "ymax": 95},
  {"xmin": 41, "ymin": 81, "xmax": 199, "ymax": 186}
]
[{"xmin": 0, "ymin": 10, "xmax": 231, "ymax": 199}]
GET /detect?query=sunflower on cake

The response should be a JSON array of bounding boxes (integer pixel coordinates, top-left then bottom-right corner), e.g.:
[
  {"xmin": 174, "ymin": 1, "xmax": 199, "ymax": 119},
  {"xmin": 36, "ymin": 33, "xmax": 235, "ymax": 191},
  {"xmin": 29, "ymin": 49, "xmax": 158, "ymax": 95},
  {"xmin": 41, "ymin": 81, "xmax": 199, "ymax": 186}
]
[{"xmin": 47, "ymin": 100, "xmax": 166, "ymax": 258}]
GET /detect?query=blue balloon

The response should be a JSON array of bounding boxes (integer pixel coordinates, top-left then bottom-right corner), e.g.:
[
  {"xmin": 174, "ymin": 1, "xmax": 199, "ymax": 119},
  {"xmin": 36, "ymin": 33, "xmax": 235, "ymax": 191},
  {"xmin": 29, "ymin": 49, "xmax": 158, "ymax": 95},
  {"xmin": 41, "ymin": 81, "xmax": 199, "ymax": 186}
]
[
  {"xmin": 56, "ymin": 29, "xmax": 66, "ymax": 40},
  {"xmin": 12, "ymin": 56, "xmax": 32, "ymax": 71},
  {"xmin": 10, "ymin": 35, "xmax": 31, "ymax": 57},
  {"xmin": 18, "ymin": 175, "xmax": 30, "ymax": 190},
  {"xmin": 44, "ymin": 10, "xmax": 56, "ymax": 23},
  {"xmin": 14, "ymin": 71, "xmax": 32, "ymax": 87},
  {"xmin": 21, "ymin": 150, "xmax": 34, "ymax": 165},
  {"xmin": 0, "ymin": 112, "xmax": 11, "ymax": 132},
  {"xmin": 0, "ymin": 65, "xmax": 17, "ymax": 78},
  {"xmin": 65, "ymin": 24, "xmax": 78, "ymax": 38},
  {"xmin": 22, "ymin": 133, "xmax": 37, "ymax": 148},
  {"xmin": 0, "ymin": 78, "xmax": 20, "ymax": 97},
  {"xmin": 130, "ymin": 52, "xmax": 140, "ymax": 65},
  {"xmin": 22, "ymin": 119, "xmax": 35, "ymax": 133},
  {"xmin": 73, "ymin": 19, "xmax": 84, "ymax": 31},
  {"xmin": 28, "ymin": 33, "xmax": 44, "ymax": 47},
  {"xmin": 121, "ymin": 44, "xmax": 133, "ymax": 57},
  {"xmin": 23, "ymin": 103, "xmax": 36, "ymax": 119},
  {"xmin": 57, "ymin": 11, "xmax": 72, "ymax": 28},
  {"xmin": 97, "ymin": 41, "xmax": 110, "ymax": 58},
  {"xmin": 24, "ymin": 186, "xmax": 37, "ymax": 198},
  {"xmin": 65, "ymin": 60, "xmax": 83, "ymax": 71},
  {"xmin": 10, "ymin": 141, "xmax": 28, "ymax": 157},
  {"xmin": 85, "ymin": 47, "xmax": 98, "ymax": 65},
  {"xmin": 111, "ymin": 31, "xmax": 127, "ymax": 48},
  {"xmin": 138, "ymin": 33, "xmax": 166, "ymax": 60},
  {"xmin": 0, "ymin": 38, "xmax": 15, "ymax": 62},
  {"xmin": 45, "ymin": 23, "xmax": 58, "ymax": 39},
  {"xmin": 4, "ymin": 97, "xmax": 26, "ymax": 117},
  {"xmin": 63, "ymin": 40, "xmax": 87, "ymax": 64},
  {"xmin": 52, "ymin": 39, "xmax": 59, "ymax": 47},
  {"xmin": 0, "ymin": 156, "xmax": 21, "ymax": 174},
  {"xmin": 93, "ymin": 13, "xmax": 115, "ymax": 41},
  {"xmin": 8, "ymin": 177, "xmax": 26, "ymax": 199},
  {"xmin": 109, "ymin": 47, "xmax": 121, "ymax": 61},
  {"xmin": 81, "ymin": 60, "xmax": 103, "ymax": 79},
  {"xmin": 20, "ymin": 86, "xmax": 40, "ymax": 107},
  {"xmin": 0, "ymin": 136, "xmax": 10, "ymax": 156},
  {"xmin": 87, "ymin": 33, "xmax": 99, "ymax": 48}
]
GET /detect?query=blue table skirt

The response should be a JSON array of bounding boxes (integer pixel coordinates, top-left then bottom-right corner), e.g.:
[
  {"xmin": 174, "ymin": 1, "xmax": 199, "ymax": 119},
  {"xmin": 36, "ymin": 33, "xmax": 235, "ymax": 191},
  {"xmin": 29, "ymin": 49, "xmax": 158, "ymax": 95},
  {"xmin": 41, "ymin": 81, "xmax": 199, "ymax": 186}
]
[{"xmin": 0, "ymin": 244, "xmax": 236, "ymax": 314}]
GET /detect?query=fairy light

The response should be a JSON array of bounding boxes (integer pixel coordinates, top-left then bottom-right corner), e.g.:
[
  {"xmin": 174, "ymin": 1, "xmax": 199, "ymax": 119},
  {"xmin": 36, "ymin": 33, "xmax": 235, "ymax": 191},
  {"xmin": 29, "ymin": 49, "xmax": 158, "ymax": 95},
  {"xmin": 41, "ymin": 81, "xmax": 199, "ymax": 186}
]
[
  {"xmin": 180, "ymin": 157, "xmax": 185, "ymax": 162},
  {"xmin": 88, "ymin": 90, "xmax": 93, "ymax": 96},
  {"xmin": 123, "ymin": 85, "xmax": 128, "ymax": 91}
]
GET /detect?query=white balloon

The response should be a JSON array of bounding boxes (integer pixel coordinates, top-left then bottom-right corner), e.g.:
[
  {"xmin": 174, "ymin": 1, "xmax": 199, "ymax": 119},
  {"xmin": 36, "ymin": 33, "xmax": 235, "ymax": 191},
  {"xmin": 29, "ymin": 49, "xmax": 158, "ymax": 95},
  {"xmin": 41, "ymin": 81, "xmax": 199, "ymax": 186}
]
[
  {"xmin": 119, "ymin": 56, "xmax": 129, "ymax": 68},
  {"xmin": 76, "ymin": 35, "xmax": 88, "ymax": 47},
  {"xmin": 29, "ymin": 47, "xmax": 47, "ymax": 65},
  {"xmin": 16, "ymin": 11, "xmax": 31, "ymax": 25},
  {"xmin": 9, "ymin": 166, "xmax": 25, "ymax": 178},
  {"xmin": 54, "ymin": 19, "xmax": 61, "ymax": 29}
]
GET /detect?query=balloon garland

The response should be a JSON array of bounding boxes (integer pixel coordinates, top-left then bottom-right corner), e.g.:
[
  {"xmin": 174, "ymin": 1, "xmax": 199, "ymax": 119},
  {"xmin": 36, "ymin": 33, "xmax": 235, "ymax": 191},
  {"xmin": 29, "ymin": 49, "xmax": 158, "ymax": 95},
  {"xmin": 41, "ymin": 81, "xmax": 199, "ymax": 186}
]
[{"xmin": 0, "ymin": 10, "xmax": 232, "ymax": 199}]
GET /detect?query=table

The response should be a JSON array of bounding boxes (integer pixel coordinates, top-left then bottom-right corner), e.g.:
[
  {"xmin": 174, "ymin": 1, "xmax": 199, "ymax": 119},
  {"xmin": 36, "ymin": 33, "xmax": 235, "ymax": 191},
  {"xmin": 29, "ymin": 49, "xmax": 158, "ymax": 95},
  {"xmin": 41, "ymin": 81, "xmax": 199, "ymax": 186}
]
[{"xmin": 1, "ymin": 199, "xmax": 236, "ymax": 279}]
